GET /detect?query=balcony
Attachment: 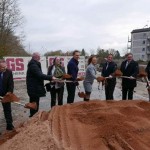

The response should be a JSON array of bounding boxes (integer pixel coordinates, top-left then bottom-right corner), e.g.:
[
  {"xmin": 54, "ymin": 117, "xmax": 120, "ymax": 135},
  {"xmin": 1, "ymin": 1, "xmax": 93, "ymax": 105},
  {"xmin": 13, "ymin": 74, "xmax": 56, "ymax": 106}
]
[
  {"xmin": 146, "ymin": 49, "xmax": 150, "ymax": 54},
  {"xmin": 147, "ymin": 37, "xmax": 150, "ymax": 40},
  {"xmin": 147, "ymin": 44, "xmax": 150, "ymax": 47}
]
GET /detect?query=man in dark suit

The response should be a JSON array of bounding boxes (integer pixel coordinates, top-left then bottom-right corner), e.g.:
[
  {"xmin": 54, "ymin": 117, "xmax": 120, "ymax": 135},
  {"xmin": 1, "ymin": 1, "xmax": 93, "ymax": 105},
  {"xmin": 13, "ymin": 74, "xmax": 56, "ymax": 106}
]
[
  {"xmin": 120, "ymin": 53, "xmax": 139, "ymax": 100},
  {"xmin": 101, "ymin": 54, "xmax": 117, "ymax": 100},
  {"xmin": 26, "ymin": 52, "xmax": 55, "ymax": 117},
  {"xmin": 0, "ymin": 59, "xmax": 14, "ymax": 130},
  {"xmin": 66, "ymin": 50, "xmax": 80, "ymax": 103}
]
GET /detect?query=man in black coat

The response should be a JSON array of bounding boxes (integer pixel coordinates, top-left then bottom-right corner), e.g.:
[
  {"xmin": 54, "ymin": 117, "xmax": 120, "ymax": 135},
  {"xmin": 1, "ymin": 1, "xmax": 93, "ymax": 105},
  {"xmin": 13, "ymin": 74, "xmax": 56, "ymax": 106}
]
[
  {"xmin": 120, "ymin": 53, "xmax": 139, "ymax": 100},
  {"xmin": 26, "ymin": 52, "xmax": 55, "ymax": 117},
  {"xmin": 66, "ymin": 50, "xmax": 80, "ymax": 103},
  {"xmin": 145, "ymin": 61, "xmax": 150, "ymax": 80},
  {"xmin": 0, "ymin": 59, "xmax": 14, "ymax": 130},
  {"xmin": 101, "ymin": 54, "xmax": 117, "ymax": 100}
]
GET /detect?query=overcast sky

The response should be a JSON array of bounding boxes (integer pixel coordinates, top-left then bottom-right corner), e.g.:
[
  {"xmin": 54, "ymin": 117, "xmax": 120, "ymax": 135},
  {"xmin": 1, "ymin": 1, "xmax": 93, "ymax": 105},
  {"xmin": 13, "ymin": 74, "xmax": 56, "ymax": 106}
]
[{"xmin": 18, "ymin": 0, "xmax": 150, "ymax": 55}]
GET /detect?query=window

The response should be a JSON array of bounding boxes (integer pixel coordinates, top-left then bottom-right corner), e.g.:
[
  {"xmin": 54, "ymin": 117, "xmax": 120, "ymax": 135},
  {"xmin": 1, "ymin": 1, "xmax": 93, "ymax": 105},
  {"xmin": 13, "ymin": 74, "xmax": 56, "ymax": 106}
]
[
  {"xmin": 147, "ymin": 48, "xmax": 150, "ymax": 51},
  {"xmin": 142, "ymin": 48, "xmax": 145, "ymax": 51},
  {"xmin": 143, "ymin": 41, "xmax": 145, "ymax": 44},
  {"xmin": 143, "ymin": 33, "xmax": 147, "ymax": 37}
]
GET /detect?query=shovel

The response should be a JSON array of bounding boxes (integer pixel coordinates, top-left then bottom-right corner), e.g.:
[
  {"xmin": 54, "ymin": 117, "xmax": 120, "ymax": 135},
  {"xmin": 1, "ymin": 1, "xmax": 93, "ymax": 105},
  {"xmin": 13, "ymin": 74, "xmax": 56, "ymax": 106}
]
[
  {"xmin": 113, "ymin": 69, "xmax": 123, "ymax": 77},
  {"xmin": 76, "ymin": 76, "xmax": 85, "ymax": 81},
  {"xmin": 77, "ymin": 86, "xmax": 86, "ymax": 98},
  {"xmin": 119, "ymin": 76, "xmax": 136, "ymax": 79},
  {"xmin": 0, "ymin": 93, "xmax": 37, "ymax": 110},
  {"xmin": 137, "ymin": 70, "xmax": 147, "ymax": 78},
  {"xmin": 97, "ymin": 76, "xmax": 106, "ymax": 82},
  {"xmin": 62, "ymin": 74, "xmax": 72, "ymax": 79},
  {"xmin": 120, "ymin": 72, "xmax": 147, "ymax": 79}
]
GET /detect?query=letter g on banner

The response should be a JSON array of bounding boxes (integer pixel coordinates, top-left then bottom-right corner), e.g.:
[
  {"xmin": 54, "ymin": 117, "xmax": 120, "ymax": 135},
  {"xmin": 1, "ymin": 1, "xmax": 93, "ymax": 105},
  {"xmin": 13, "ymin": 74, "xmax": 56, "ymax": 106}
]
[{"xmin": 5, "ymin": 58, "xmax": 24, "ymax": 71}]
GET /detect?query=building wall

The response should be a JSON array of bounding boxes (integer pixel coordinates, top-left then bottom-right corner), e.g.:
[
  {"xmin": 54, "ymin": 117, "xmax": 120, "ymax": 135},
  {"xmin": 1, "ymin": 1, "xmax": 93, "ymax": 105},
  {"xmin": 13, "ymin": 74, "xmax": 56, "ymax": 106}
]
[{"xmin": 131, "ymin": 30, "xmax": 150, "ymax": 61}]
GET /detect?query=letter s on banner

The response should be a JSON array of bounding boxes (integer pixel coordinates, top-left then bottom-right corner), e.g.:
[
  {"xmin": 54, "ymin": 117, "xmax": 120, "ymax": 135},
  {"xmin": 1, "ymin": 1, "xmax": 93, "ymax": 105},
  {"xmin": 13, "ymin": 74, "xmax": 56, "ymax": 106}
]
[{"xmin": 16, "ymin": 58, "xmax": 24, "ymax": 71}]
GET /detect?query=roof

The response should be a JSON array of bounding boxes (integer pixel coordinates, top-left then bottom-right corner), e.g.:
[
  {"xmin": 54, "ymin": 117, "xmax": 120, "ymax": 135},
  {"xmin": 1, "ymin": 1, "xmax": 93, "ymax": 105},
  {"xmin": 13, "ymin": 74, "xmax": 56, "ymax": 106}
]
[{"xmin": 131, "ymin": 28, "xmax": 150, "ymax": 34}]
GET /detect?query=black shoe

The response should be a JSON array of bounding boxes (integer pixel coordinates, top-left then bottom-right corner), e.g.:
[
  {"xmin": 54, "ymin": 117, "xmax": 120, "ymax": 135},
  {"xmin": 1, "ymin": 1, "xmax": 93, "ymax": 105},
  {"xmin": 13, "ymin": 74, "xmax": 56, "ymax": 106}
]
[{"xmin": 6, "ymin": 124, "xmax": 14, "ymax": 130}]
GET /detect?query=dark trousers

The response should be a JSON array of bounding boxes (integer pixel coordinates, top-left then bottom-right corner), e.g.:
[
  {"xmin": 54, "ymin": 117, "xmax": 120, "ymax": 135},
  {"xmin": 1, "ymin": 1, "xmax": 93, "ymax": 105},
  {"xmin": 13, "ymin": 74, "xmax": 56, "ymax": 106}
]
[
  {"xmin": 122, "ymin": 87, "xmax": 134, "ymax": 100},
  {"xmin": 66, "ymin": 83, "xmax": 76, "ymax": 103},
  {"xmin": 29, "ymin": 96, "xmax": 40, "ymax": 117},
  {"xmin": 2, "ymin": 102, "xmax": 13, "ymax": 126},
  {"xmin": 50, "ymin": 86, "xmax": 64, "ymax": 108},
  {"xmin": 105, "ymin": 79, "xmax": 116, "ymax": 100}
]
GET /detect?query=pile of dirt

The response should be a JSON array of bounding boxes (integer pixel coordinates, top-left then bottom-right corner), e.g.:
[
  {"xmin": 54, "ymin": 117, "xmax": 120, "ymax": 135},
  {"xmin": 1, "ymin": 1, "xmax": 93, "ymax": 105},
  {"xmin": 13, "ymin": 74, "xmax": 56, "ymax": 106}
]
[{"xmin": 0, "ymin": 100, "xmax": 150, "ymax": 150}]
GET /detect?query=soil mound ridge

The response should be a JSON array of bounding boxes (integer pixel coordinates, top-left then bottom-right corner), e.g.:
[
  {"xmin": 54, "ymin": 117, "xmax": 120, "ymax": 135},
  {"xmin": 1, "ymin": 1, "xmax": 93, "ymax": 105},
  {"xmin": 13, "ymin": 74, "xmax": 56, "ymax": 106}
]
[{"xmin": 1, "ymin": 100, "xmax": 150, "ymax": 150}]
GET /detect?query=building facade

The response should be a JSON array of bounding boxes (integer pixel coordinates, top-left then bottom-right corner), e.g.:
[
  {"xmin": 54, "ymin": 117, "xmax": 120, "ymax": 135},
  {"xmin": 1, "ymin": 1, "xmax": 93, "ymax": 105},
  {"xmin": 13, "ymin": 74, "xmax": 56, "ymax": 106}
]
[{"xmin": 130, "ymin": 28, "xmax": 150, "ymax": 61}]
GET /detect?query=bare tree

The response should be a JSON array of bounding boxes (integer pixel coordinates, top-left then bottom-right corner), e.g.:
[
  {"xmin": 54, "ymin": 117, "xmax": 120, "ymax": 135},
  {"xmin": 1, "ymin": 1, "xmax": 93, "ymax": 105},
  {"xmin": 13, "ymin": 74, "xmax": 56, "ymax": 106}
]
[
  {"xmin": 0, "ymin": 0, "xmax": 23, "ymax": 33},
  {"xmin": 0, "ymin": 0, "xmax": 24, "ymax": 57}
]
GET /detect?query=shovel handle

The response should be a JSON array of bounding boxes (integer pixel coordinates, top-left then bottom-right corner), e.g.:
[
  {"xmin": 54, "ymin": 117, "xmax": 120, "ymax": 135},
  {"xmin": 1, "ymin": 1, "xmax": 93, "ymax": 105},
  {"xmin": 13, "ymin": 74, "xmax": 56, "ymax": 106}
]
[
  {"xmin": 119, "ymin": 76, "xmax": 136, "ymax": 79},
  {"xmin": 144, "ymin": 76, "xmax": 150, "ymax": 87},
  {"xmin": 77, "ymin": 86, "xmax": 81, "ymax": 92},
  {"xmin": 13, "ymin": 101, "xmax": 25, "ymax": 107}
]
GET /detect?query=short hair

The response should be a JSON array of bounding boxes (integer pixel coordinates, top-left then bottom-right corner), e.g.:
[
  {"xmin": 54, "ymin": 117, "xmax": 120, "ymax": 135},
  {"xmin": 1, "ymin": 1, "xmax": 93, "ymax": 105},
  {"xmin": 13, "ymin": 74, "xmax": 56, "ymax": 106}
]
[
  {"xmin": 108, "ymin": 54, "xmax": 113, "ymax": 57},
  {"xmin": 73, "ymin": 50, "xmax": 80, "ymax": 56},
  {"xmin": 126, "ymin": 53, "xmax": 133, "ymax": 57},
  {"xmin": 32, "ymin": 52, "xmax": 40, "ymax": 61},
  {"xmin": 32, "ymin": 52, "xmax": 40, "ymax": 58}
]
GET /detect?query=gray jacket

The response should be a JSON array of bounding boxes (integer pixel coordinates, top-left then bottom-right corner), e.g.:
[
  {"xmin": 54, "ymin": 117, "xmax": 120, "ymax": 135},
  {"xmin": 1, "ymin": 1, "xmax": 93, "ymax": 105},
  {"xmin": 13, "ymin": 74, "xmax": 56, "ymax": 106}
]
[{"xmin": 84, "ymin": 64, "xmax": 97, "ymax": 83}]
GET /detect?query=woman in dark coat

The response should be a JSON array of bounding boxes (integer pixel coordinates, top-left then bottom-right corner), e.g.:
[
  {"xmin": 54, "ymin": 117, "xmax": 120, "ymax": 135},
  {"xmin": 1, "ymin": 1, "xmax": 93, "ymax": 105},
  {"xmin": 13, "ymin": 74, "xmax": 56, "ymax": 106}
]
[{"xmin": 47, "ymin": 57, "xmax": 66, "ymax": 108}]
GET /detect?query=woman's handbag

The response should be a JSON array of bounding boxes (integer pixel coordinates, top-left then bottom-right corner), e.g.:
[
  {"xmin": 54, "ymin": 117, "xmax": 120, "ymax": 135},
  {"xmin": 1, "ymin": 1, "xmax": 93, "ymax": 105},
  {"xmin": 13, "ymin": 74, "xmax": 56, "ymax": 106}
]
[{"xmin": 45, "ymin": 83, "xmax": 51, "ymax": 92}]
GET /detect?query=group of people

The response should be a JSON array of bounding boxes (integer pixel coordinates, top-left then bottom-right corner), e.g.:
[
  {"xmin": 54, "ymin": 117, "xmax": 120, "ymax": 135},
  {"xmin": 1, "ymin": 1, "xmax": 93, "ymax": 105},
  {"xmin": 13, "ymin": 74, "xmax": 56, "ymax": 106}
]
[
  {"xmin": 0, "ymin": 50, "xmax": 149, "ymax": 132},
  {"xmin": 85, "ymin": 53, "xmax": 139, "ymax": 101},
  {"xmin": 26, "ymin": 50, "xmax": 81, "ymax": 117}
]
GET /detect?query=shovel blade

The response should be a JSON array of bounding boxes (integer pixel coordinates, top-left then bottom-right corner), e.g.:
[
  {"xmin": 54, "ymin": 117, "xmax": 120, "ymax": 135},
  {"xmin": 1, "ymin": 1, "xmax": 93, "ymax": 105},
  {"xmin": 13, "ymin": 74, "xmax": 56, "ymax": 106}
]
[
  {"xmin": 78, "ymin": 92, "xmax": 86, "ymax": 98},
  {"xmin": 24, "ymin": 102, "xmax": 37, "ymax": 110},
  {"xmin": 138, "ymin": 71, "xmax": 147, "ymax": 78},
  {"xmin": 114, "ymin": 69, "xmax": 123, "ymax": 77},
  {"xmin": 2, "ymin": 93, "xmax": 20, "ymax": 103},
  {"xmin": 62, "ymin": 74, "xmax": 72, "ymax": 79},
  {"xmin": 97, "ymin": 76, "xmax": 105, "ymax": 82}
]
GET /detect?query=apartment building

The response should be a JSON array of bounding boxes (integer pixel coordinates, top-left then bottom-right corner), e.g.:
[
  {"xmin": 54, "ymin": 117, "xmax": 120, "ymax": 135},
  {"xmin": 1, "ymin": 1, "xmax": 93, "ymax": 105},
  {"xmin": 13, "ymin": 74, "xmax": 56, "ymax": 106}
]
[{"xmin": 130, "ymin": 28, "xmax": 150, "ymax": 61}]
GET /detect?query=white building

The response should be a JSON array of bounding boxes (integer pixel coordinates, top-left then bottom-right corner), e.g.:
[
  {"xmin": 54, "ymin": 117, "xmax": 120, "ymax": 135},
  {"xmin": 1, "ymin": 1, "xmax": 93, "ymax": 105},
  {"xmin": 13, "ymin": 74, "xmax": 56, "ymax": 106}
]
[{"xmin": 130, "ymin": 28, "xmax": 150, "ymax": 61}]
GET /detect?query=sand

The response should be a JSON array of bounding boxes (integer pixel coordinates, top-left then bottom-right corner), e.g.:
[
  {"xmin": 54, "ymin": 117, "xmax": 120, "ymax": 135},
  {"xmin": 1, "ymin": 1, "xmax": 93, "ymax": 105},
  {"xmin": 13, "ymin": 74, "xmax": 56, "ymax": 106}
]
[{"xmin": 0, "ymin": 100, "xmax": 150, "ymax": 150}]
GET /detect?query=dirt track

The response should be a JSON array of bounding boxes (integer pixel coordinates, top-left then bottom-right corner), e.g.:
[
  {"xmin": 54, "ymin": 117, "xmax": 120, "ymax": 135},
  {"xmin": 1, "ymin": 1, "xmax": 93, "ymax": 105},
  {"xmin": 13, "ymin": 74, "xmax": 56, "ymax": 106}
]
[{"xmin": 1, "ymin": 100, "xmax": 150, "ymax": 150}]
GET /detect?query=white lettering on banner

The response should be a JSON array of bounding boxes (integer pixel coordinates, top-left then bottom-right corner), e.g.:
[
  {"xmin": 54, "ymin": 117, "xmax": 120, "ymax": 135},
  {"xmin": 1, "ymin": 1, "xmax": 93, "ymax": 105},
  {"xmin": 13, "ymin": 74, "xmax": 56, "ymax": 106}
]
[
  {"xmin": 47, "ymin": 56, "xmax": 85, "ymax": 76},
  {"xmin": 4, "ymin": 56, "xmax": 85, "ymax": 80}
]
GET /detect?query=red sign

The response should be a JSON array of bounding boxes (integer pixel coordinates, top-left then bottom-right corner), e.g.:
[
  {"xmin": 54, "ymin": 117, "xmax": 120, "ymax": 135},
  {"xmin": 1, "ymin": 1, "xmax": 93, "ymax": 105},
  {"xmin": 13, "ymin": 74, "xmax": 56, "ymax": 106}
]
[{"xmin": 6, "ymin": 58, "xmax": 24, "ymax": 71}]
